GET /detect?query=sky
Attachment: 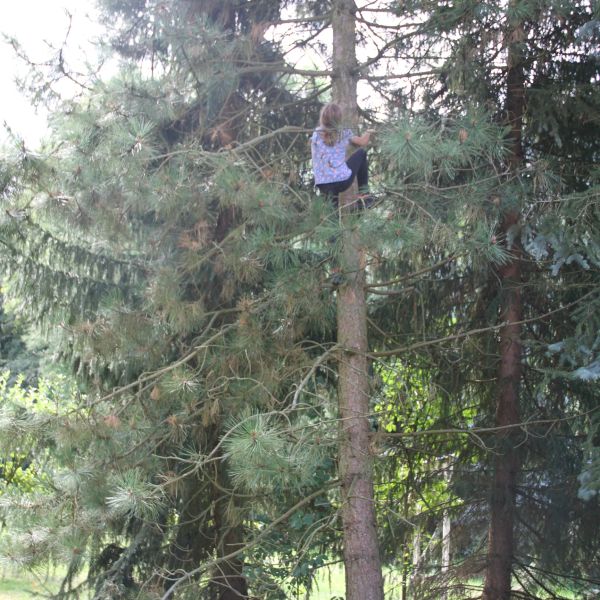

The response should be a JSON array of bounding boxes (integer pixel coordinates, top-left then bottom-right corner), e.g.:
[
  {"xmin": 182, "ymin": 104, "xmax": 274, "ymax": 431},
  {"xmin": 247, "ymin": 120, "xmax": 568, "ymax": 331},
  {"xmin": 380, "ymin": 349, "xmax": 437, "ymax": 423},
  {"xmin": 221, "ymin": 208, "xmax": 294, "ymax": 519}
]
[
  {"xmin": 0, "ymin": 1, "xmax": 397, "ymax": 148},
  {"xmin": 0, "ymin": 1, "xmax": 101, "ymax": 147},
  {"xmin": 0, "ymin": 2, "xmax": 329, "ymax": 150}
]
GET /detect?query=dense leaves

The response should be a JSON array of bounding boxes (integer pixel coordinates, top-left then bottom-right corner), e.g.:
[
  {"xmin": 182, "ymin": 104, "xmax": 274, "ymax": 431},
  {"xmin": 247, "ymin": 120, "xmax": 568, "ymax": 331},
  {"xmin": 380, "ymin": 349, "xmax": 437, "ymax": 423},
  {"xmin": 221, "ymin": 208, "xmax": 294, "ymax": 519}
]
[{"xmin": 0, "ymin": 0, "xmax": 599, "ymax": 598}]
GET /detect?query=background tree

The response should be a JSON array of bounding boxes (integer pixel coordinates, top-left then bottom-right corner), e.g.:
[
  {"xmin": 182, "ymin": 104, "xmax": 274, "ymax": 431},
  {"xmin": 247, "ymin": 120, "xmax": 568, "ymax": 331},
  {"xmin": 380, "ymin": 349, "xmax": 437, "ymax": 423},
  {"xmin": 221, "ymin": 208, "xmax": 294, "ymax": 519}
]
[
  {"xmin": 0, "ymin": 1, "xmax": 599, "ymax": 600},
  {"xmin": 380, "ymin": 1, "xmax": 600, "ymax": 597},
  {"xmin": 0, "ymin": 1, "xmax": 334, "ymax": 597}
]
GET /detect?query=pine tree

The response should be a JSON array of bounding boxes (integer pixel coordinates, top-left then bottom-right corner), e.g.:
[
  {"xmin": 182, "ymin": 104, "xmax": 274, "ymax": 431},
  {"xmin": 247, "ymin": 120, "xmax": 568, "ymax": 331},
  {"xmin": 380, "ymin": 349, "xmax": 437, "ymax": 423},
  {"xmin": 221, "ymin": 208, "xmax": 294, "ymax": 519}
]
[
  {"xmin": 390, "ymin": 1, "xmax": 600, "ymax": 597},
  {"xmin": 1, "ymin": 1, "xmax": 599, "ymax": 599},
  {"xmin": 331, "ymin": 0, "xmax": 385, "ymax": 597},
  {"xmin": 0, "ymin": 1, "xmax": 335, "ymax": 597}
]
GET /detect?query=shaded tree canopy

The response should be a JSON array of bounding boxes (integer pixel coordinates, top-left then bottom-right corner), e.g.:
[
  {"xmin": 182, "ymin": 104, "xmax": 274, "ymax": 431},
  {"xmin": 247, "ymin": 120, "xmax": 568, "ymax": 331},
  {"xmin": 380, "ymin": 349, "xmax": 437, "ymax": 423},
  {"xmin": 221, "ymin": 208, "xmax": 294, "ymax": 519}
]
[{"xmin": 0, "ymin": 0, "xmax": 598, "ymax": 599}]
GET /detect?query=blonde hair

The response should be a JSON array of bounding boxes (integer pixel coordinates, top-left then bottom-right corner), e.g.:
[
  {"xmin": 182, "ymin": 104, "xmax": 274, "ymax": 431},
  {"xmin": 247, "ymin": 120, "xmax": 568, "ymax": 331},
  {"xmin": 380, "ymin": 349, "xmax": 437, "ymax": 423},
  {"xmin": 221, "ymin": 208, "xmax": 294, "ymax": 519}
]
[{"xmin": 319, "ymin": 103, "xmax": 342, "ymax": 146}]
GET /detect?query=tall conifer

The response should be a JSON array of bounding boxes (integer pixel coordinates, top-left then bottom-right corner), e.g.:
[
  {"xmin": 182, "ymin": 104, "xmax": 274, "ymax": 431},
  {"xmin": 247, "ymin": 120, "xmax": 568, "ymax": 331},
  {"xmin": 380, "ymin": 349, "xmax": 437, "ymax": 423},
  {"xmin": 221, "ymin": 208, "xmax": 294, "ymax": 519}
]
[
  {"xmin": 331, "ymin": 0, "xmax": 385, "ymax": 597},
  {"xmin": 1, "ymin": 1, "xmax": 599, "ymax": 599}
]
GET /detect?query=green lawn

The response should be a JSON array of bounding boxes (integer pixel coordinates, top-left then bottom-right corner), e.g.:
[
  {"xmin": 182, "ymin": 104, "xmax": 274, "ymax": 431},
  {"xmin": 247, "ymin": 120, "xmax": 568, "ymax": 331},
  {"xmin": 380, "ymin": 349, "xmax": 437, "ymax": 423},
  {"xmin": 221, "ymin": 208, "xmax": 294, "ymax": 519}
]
[
  {"xmin": 0, "ymin": 571, "xmax": 61, "ymax": 599},
  {"xmin": 0, "ymin": 567, "xmax": 587, "ymax": 600},
  {"xmin": 0, "ymin": 566, "xmax": 76, "ymax": 600},
  {"xmin": 0, "ymin": 569, "xmax": 339, "ymax": 599},
  {"xmin": 0, "ymin": 568, "xmax": 346, "ymax": 600},
  {"xmin": 309, "ymin": 565, "xmax": 345, "ymax": 599}
]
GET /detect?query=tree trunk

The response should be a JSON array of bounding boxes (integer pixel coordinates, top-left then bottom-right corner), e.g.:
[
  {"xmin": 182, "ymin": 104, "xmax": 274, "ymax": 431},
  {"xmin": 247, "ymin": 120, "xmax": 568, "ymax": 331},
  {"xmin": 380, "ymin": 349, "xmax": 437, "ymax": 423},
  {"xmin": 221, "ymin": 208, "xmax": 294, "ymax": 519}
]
[
  {"xmin": 165, "ymin": 444, "xmax": 248, "ymax": 598},
  {"xmin": 211, "ymin": 464, "xmax": 248, "ymax": 600},
  {"xmin": 441, "ymin": 461, "xmax": 452, "ymax": 600},
  {"xmin": 482, "ymin": 238, "xmax": 522, "ymax": 600},
  {"xmin": 332, "ymin": 1, "xmax": 384, "ymax": 599},
  {"xmin": 441, "ymin": 507, "xmax": 451, "ymax": 600},
  {"xmin": 165, "ymin": 476, "xmax": 212, "ymax": 591},
  {"xmin": 482, "ymin": 9, "xmax": 525, "ymax": 600}
]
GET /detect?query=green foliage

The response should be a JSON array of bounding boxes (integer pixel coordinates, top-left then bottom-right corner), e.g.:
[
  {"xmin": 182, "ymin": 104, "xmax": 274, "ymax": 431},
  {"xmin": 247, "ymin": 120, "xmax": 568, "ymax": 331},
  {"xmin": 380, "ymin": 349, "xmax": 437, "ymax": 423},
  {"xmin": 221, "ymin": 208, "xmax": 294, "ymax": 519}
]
[
  {"xmin": 223, "ymin": 411, "xmax": 333, "ymax": 494},
  {"xmin": 105, "ymin": 469, "xmax": 165, "ymax": 520},
  {"xmin": 0, "ymin": 373, "xmax": 76, "ymax": 571},
  {"xmin": 380, "ymin": 109, "xmax": 508, "ymax": 182},
  {"xmin": 0, "ymin": 293, "xmax": 40, "ymax": 384},
  {"xmin": 0, "ymin": 0, "xmax": 599, "ymax": 598}
]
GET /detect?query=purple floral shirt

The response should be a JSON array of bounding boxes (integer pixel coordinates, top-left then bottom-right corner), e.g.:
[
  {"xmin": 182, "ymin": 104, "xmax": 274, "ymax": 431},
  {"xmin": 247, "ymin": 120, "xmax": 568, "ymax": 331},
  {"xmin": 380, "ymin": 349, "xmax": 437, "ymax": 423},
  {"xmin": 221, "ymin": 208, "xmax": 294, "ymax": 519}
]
[{"xmin": 311, "ymin": 128, "xmax": 353, "ymax": 184}]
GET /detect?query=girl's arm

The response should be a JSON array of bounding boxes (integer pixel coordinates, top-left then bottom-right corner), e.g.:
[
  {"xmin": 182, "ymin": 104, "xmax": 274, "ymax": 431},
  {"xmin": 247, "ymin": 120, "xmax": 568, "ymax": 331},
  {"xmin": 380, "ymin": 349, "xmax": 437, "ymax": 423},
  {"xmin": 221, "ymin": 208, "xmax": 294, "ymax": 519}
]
[{"xmin": 350, "ymin": 129, "xmax": 375, "ymax": 147}]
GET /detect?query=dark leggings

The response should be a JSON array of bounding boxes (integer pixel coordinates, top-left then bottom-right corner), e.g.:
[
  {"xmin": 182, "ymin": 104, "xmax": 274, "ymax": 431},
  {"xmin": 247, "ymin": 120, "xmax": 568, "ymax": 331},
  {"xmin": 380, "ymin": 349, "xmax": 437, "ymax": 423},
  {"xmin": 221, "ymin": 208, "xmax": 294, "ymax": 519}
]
[{"xmin": 317, "ymin": 149, "xmax": 369, "ymax": 205}]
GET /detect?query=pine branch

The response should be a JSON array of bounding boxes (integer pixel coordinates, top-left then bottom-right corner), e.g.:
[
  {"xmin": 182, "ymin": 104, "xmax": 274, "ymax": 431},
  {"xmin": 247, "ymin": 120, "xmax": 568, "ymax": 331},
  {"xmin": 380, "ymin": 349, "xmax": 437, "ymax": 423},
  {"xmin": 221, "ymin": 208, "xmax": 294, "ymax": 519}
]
[
  {"xmin": 366, "ymin": 254, "xmax": 462, "ymax": 290},
  {"xmin": 82, "ymin": 320, "xmax": 236, "ymax": 409},
  {"xmin": 370, "ymin": 290, "xmax": 597, "ymax": 358},
  {"xmin": 291, "ymin": 344, "xmax": 339, "ymax": 408},
  {"xmin": 161, "ymin": 479, "xmax": 341, "ymax": 600}
]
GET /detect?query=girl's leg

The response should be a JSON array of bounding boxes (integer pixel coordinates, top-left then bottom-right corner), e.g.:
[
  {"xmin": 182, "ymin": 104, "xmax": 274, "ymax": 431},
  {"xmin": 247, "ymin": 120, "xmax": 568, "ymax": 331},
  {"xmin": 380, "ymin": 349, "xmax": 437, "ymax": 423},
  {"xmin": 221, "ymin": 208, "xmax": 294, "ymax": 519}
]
[
  {"xmin": 345, "ymin": 149, "xmax": 369, "ymax": 191},
  {"xmin": 317, "ymin": 179, "xmax": 353, "ymax": 209}
]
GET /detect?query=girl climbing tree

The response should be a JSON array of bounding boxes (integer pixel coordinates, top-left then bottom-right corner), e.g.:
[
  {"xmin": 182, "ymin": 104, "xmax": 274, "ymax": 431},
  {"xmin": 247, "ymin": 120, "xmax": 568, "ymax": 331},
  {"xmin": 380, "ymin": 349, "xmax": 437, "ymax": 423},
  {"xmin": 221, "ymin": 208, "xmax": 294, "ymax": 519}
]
[{"xmin": 311, "ymin": 102, "xmax": 376, "ymax": 210}]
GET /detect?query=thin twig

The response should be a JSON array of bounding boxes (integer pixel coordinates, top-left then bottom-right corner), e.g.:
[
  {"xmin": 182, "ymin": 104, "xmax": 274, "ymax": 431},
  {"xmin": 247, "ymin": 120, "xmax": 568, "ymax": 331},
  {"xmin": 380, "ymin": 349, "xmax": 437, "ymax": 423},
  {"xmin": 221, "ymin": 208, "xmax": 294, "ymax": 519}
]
[
  {"xmin": 370, "ymin": 289, "xmax": 597, "ymax": 358},
  {"xmin": 291, "ymin": 345, "xmax": 340, "ymax": 408}
]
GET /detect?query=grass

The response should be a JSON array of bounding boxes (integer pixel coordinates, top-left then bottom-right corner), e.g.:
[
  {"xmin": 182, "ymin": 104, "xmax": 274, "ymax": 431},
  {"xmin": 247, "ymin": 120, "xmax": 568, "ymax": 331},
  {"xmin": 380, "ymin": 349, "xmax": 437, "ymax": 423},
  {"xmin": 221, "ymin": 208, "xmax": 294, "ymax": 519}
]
[
  {"xmin": 0, "ymin": 566, "xmax": 590, "ymax": 600},
  {"xmin": 309, "ymin": 565, "xmax": 345, "ymax": 599},
  {"xmin": 0, "ymin": 569, "xmax": 63, "ymax": 599},
  {"xmin": 0, "ymin": 567, "xmax": 346, "ymax": 600},
  {"xmin": 307, "ymin": 568, "xmax": 588, "ymax": 600}
]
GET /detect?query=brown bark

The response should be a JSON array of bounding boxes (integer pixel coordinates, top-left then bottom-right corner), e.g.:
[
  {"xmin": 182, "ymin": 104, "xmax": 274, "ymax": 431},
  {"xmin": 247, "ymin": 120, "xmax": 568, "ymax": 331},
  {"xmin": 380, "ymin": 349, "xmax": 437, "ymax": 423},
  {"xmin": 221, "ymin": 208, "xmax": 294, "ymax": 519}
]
[
  {"xmin": 165, "ymin": 448, "xmax": 248, "ymax": 598},
  {"xmin": 482, "ymin": 258, "xmax": 522, "ymax": 600},
  {"xmin": 164, "ymin": 478, "xmax": 247, "ymax": 598},
  {"xmin": 165, "ymin": 477, "xmax": 212, "ymax": 589},
  {"xmin": 211, "ymin": 464, "xmax": 248, "ymax": 600},
  {"xmin": 482, "ymin": 10, "xmax": 526, "ymax": 600},
  {"xmin": 332, "ymin": 1, "xmax": 384, "ymax": 599}
]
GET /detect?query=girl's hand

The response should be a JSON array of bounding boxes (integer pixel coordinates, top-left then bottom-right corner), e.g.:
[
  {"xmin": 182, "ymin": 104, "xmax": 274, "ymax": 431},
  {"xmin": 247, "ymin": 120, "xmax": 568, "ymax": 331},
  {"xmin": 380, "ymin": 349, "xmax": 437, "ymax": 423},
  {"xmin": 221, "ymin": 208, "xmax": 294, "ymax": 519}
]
[{"xmin": 351, "ymin": 129, "xmax": 376, "ymax": 146}]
